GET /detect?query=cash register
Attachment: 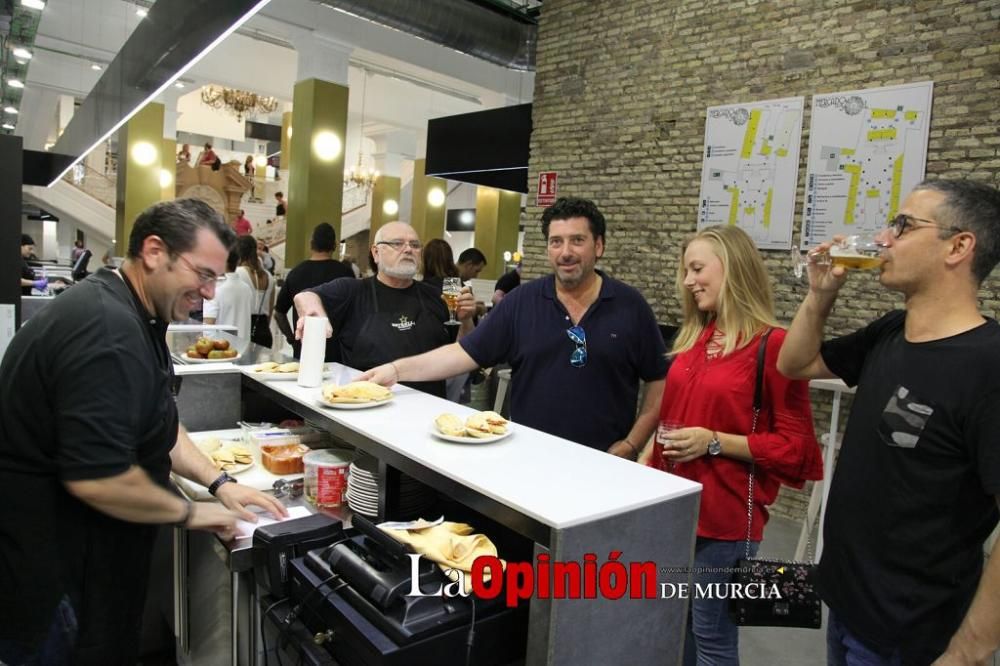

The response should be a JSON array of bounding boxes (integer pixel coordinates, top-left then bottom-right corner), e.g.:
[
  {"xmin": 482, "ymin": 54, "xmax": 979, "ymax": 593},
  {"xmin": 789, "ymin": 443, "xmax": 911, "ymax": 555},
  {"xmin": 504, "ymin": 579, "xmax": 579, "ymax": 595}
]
[{"xmin": 257, "ymin": 514, "xmax": 528, "ymax": 665}]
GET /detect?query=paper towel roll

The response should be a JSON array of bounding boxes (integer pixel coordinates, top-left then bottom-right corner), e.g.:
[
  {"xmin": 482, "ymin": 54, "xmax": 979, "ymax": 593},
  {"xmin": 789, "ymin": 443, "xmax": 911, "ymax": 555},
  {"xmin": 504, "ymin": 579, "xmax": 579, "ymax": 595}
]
[{"xmin": 297, "ymin": 316, "xmax": 328, "ymax": 387}]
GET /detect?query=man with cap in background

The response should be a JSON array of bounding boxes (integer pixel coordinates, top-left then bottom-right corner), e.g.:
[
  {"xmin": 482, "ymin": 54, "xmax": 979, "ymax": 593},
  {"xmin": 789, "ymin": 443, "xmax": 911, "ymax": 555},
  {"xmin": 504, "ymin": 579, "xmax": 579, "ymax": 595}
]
[{"xmin": 19, "ymin": 234, "xmax": 47, "ymax": 295}]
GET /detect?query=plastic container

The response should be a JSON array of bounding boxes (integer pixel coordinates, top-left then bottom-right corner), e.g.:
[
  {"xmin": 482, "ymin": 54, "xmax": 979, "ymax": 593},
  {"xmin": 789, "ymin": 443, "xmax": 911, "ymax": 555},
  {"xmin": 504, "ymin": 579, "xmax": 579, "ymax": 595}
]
[{"xmin": 304, "ymin": 449, "xmax": 354, "ymax": 507}]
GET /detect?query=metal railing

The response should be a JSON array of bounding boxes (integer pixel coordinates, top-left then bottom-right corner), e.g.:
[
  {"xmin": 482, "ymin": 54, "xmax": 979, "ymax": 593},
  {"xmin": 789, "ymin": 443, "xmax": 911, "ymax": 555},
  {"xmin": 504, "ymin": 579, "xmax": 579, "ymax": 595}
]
[{"xmin": 63, "ymin": 163, "xmax": 116, "ymax": 208}]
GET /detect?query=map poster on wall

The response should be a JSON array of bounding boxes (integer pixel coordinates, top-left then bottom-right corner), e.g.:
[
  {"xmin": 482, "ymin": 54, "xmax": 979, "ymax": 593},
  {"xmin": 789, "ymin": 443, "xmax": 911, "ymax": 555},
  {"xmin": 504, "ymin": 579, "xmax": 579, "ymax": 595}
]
[
  {"xmin": 698, "ymin": 96, "xmax": 804, "ymax": 250},
  {"xmin": 801, "ymin": 81, "xmax": 933, "ymax": 249}
]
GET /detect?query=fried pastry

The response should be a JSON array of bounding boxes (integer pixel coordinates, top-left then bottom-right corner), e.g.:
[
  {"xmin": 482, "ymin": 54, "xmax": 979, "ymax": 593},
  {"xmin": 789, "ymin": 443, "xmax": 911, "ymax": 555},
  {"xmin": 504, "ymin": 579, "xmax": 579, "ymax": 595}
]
[
  {"xmin": 322, "ymin": 381, "xmax": 392, "ymax": 403},
  {"xmin": 435, "ymin": 413, "xmax": 467, "ymax": 437}
]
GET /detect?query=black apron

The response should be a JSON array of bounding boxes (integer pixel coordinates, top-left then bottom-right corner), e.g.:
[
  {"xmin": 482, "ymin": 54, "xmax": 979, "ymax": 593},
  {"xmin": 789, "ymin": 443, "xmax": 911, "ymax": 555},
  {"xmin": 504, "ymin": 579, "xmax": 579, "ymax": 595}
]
[
  {"xmin": 344, "ymin": 278, "xmax": 448, "ymax": 397},
  {"xmin": 65, "ymin": 270, "xmax": 179, "ymax": 665}
]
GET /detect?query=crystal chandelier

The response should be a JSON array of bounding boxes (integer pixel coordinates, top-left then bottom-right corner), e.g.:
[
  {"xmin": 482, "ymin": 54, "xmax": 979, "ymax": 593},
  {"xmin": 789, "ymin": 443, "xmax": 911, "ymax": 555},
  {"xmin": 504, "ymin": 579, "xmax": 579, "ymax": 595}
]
[
  {"xmin": 200, "ymin": 85, "xmax": 278, "ymax": 121},
  {"xmin": 343, "ymin": 70, "xmax": 379, "ymax": 192}
]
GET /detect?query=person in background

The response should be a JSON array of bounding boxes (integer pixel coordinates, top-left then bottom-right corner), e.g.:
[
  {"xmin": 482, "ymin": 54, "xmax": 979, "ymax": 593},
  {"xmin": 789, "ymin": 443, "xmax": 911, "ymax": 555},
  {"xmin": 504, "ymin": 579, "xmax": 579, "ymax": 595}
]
[
  {"xmin": 274, "ymin": 192, "xmax": 287, "ymax": 217},
  {"xmin": 70, "ymin": 239, "xmax": 86, "ymax": 263},
  {"xmin": 275, "ymin": 223, "xmax": 354, "ymax": 361},
  {"xmin": 233, "ymin": 210, "xmax": 252, "ymax": 237},
  {"xmin": 234, "ymin": 235, "xmax": 274, "ymax": 349},
  {"xmin": 456, "ymin": 247, "xmax": 487, "ymax": 282},
  {"xmin": 176, "ymin": 143, "xmax": 191, "ymax": 165},
  {"xmin": 257, "ymin": 239, "xmax": 276, "ymax": 274},
  {"xmin": 645, "ymin": 225, "xmax": 822, "ymax": 666},
  {"xmin": 493, "ymin": 262, "xmax": 521, "ymax": 306},
  {"xmin": 420, "ymin": 238, "xmax": 460, "ymax": 293},
  {"xmin": 778, "ymin": 179, "xmax": 1000, "ymax": 665},
  {"xmin": 243, "ymin": 155, "xmax": 256, "ymax": 200},
  {"xmin": 360, "ymin": 197, "xmax": 667, "ymax": 456},
  {"xmin": 0, "ymin": 199, "xmax": 285, "ymax": 665},
  {"xmin": 274, "ymin": 222, "xmax": 354, "ymax": 361},
  {"xmin": 203, "ymin": 249, "xmax": 254, "ymax": 340},
  {"xmin": 197, "ymin": 142, "xmax": 217, "ymax": 167},
  {"xmin": 293, "ymin": 222, "xmax": 474, "ymax": 398},
  {"xmin": 19, "ymin": 234, "xmax": 46, "ymax": 296}
]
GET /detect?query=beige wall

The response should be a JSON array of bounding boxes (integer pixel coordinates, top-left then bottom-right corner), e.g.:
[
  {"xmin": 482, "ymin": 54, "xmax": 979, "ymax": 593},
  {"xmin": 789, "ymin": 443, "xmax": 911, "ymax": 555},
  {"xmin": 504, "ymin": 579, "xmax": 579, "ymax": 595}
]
[{"xmin": 528, "ymin": 0, "xmax": 1000, "ymax": 519}]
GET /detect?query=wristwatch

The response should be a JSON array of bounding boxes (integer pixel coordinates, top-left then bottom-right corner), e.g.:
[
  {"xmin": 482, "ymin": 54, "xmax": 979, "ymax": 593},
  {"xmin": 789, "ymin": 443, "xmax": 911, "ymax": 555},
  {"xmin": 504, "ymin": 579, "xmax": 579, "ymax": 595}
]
[
  {"xmin": 707, "ymin": 432, "xmax": 722, "ymax": 457},
  {"xmin": 208, "ymin": 471, "xmax": 238, "ymax": 496}
]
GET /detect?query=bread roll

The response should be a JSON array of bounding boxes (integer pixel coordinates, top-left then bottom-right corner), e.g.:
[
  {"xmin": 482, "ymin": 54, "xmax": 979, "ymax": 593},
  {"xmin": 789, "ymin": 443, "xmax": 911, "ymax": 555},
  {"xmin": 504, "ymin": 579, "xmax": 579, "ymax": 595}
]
[
  {"xmin": 262, "ymin": 444, "xmax": 310, "ymax": 475},
  {"xmin": 435, "ymin": 413, "xmax": 466, "ymax": 437}
]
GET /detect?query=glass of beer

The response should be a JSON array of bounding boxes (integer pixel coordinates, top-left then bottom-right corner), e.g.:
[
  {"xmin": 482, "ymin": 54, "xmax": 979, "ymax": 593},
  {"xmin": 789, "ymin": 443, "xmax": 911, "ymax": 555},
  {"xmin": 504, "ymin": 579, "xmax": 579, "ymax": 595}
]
[
  {"xmin": 442, "ymin": 277, "xmax": 462, "ymax": 326},
  {"xmin": 654, "ymin": 420, "xmax": 684, "ymax": 470},
  {"xmin": 792, "ymin": 234, "xmax": 885, "ymax": 278}
]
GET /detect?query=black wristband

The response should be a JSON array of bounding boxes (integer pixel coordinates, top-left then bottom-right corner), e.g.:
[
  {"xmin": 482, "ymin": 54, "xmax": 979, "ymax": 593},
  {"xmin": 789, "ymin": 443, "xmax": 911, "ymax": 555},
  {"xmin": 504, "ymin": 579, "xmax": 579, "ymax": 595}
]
[
  {"xmin": 173, "ymin": 499, "xmax": 194, "ymax": 527},
  {"xmin": 208, "ymin": 472, "xmax": 238, "ymax": 496}
]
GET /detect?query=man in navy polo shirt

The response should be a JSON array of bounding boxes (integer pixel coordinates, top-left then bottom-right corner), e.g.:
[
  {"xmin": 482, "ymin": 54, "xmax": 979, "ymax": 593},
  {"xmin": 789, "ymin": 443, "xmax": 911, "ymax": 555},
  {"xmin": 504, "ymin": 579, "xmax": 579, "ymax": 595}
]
[{"xmin": 360, "ymin": 197, "xmax": 667, "ymax": 458}]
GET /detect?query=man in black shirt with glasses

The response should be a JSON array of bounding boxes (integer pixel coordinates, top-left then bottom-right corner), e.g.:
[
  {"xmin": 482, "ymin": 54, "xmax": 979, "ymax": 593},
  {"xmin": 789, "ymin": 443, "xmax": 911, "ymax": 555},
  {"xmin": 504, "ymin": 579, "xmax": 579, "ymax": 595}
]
[{"xmin": 0, "ymin": 199, "xmax": 286, "ymax": 665}]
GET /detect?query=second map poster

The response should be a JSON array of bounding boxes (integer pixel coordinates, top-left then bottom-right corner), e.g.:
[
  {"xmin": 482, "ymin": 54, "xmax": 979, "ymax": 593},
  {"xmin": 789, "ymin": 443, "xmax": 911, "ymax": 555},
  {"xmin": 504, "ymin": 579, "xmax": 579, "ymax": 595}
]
[
  {"xmin": 801, "ymin": 81, "xmax": 933, "ymax": 249},
  {"xmin": 698, "ymin": 96, "xmax": 804, "ymax": 250}
]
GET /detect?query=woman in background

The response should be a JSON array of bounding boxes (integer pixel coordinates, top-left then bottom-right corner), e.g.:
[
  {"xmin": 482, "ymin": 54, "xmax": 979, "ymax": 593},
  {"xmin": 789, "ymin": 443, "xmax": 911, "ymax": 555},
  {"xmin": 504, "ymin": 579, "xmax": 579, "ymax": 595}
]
[
  {"xmin": 645, "ymin": 225, "xmax": 822, "ymax": 666},
  {"xmin": 235, "ymin": 235, "xmax": 274, "ymax": 349},
  {"xmin": 420, "ymin": 238, "xmax": 459, "ymax": 293}
]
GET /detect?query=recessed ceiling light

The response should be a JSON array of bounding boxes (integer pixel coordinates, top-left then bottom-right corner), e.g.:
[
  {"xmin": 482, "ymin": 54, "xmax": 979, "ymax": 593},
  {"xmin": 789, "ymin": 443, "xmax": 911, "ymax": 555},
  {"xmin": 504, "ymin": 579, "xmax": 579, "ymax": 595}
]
[
  {"xmin": 12, "ymin": 48, "xmax": 32, "ymax": 60},
  {"xmin": 2, "ymin": 123, "xmax": 15, "ymax": 130},
  {"xmin": 136, "ymin": 8, "xmax": 147, "ymax": 17},
  {"xmin": 4, "ymin": 107, "xmax": 18, "ymax": 114},
  {"xmin": 8, "ymin": 79, "xmax": 24, "ymax": 89},
  {"xmin": 174, "ymin": 82, "xmax": 185, "ymax": 89},
  {"xmin": 91, "ymin": 64, "xmax": 102, "ymax": 71},
  {"xmin": 21, "ymin": 0, "xmax": 45, "ymax": 10}
]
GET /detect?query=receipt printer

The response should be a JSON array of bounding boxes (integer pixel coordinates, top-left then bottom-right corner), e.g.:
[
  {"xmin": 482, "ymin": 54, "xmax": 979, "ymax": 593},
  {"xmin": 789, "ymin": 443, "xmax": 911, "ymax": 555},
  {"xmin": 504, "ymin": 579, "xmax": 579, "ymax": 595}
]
[{"xmin": 253, "ymin": 513, "xmax": 345, "ymax": 597}]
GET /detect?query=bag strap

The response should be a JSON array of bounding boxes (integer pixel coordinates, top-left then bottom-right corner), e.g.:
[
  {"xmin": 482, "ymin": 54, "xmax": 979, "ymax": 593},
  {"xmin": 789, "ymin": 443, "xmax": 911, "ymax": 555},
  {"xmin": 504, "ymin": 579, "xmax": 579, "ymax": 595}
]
[{"xmin": 743, "ymin": 328, "xmax": 772, "ymax": 559}]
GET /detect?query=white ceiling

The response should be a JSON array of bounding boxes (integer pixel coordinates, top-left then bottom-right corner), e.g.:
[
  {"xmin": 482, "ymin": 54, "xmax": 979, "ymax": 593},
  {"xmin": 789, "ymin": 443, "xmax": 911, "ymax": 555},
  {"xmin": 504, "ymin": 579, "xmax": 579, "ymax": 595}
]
[{"xmin": 14, "ymin": 0, "xmax": 535, "ymax": 160}]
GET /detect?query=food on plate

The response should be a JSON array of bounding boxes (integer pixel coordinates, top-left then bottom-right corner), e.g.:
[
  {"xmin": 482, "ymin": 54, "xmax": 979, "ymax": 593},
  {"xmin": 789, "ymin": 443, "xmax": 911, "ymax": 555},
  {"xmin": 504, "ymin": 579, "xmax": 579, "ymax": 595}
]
[
  {"xmin": 252, "ymin": 361, "xmax": 301, "ymax": 374},
  {"xmin": 185, "ymin": 338, "xmax": 237, "ymax": 359},
  {"xmin": 434, "ymin": 410, "xmax": 510, "ymax": 438},
  {"xmin": 253, "ymin": 362, "xmax": 279, "ymax": 373},
  {"xmin": 261, "ymin": 443, "xmax": 310, "ymax": 475},
  {"xmin": 195, "ymin": 436, "xmax": 222, "ymax": 456},
  {"xmin": 207, "ymin": 443, "xmax": 253, "ymax": 471},
  {"xmin": 276, "ymin": 362, "xmax": 300, "ymax": 373},
  {"xmin": 321, "ymin": 381, "xmax": 392, "ymax": 404},
  {"xmin": 434, "ymin": 413, "xmax": 466, "ymax": 437}
]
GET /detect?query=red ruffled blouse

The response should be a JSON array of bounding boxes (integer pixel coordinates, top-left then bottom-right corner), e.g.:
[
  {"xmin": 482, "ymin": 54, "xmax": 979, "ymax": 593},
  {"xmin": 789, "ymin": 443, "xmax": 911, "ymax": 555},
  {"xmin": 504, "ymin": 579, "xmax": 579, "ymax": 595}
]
[{"xmin": 653, "ymin": 324, "xmax": 823, "ymax": 541}]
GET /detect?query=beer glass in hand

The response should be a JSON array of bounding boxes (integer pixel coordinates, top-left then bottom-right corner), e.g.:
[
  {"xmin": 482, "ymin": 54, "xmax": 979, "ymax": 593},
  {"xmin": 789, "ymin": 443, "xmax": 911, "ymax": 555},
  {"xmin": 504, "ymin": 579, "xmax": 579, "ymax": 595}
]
[
  {"xmin": 792, "ymin": 234, "xmax": 885, "ymax": 278},
  {"xmin": 442, "ymin": 277, "xmax": 462, "ymax": 326}
]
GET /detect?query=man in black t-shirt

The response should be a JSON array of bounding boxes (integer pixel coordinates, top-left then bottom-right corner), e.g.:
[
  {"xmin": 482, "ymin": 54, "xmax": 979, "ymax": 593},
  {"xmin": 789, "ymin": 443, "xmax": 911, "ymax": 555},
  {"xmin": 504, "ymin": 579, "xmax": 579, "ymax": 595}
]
[
  {"xmin": 0, "ymin": 200, "xmax": 285, "ymax": 665},
  {"xmin": 19, "ymin": 234, "xmax": 46, "ymax": 295},
  {"xmin": 274, "ymin": 222, "xmax": 353, "ymax": 360},
  {"xmin": 293, "ymin": 221, "xmax": 474, "ymax": 397},
  {"xmin": 492, "ymin": 264, "xmax": 521, "ymax": 306},
  {"xmin": 779, "ymin": 180, "xmax": 1000, "ymax": 664}
]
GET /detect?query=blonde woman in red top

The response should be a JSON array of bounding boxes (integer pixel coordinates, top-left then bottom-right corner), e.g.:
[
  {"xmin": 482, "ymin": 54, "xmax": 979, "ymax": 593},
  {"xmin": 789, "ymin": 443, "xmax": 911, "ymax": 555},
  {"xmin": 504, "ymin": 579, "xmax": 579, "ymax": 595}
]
[{"xmin": 643, "ymin": 225, "xmax": 823, "ymax": 666}]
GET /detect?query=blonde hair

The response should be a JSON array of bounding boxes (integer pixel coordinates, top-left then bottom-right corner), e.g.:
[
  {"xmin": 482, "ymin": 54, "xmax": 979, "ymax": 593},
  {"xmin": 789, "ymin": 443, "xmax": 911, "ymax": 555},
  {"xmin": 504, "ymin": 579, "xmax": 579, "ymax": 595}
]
[{"xmin": 672, "ymin": 225, "xmax": 779, "ymax": 357}]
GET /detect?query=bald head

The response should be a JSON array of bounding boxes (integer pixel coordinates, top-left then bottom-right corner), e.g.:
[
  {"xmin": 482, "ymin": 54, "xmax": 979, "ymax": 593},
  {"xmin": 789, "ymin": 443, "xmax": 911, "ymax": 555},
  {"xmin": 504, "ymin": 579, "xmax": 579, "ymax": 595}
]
[{"xmin": 372, "ymin": 222, "xmax": 421, "ymax": 281}]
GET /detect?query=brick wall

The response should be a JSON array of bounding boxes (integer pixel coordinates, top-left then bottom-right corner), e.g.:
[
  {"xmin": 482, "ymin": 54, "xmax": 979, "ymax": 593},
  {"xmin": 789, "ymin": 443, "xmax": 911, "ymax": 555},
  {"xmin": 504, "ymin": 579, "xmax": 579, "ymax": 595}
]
[{"xmin": 525, "ymin": 0, "xmax": 1000, "ymax": 520}]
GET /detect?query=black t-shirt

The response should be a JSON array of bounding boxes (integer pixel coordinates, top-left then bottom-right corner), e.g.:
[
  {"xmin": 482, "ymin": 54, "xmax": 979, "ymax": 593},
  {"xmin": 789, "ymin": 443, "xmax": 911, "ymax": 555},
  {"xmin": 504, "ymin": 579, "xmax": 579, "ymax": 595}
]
[
  {"xmin": 276, "ymin": 202, "xmax": 286, "ymax": 216},
  {"xmin": 311, "ymin": 277, "xmax": 449, "ymax": 395},
  {"xmin": 818, "ymin": 310, "xmax": 1000, "ymax": 663},
  {"xmin": 0, "ymin": 268, "xmax": 178, "ymax": 645},
  {"xmin": 275, "ymin": 258, "xmax": 354, "ymax": 361},
  {"xmin": 20, "ymin": 257, "xmax": 35, "ymax": 295},
  {"xmin": 494, "ymin": 269, "xmax": 520, "ymax": 294}
]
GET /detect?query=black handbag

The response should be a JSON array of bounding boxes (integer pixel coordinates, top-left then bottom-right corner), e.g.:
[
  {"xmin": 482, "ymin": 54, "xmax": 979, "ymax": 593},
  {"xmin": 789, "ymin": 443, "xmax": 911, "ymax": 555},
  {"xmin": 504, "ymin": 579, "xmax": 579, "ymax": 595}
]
[{"xmin": 728, "ymin": 329, "xmax": 822, "ymax": 629}]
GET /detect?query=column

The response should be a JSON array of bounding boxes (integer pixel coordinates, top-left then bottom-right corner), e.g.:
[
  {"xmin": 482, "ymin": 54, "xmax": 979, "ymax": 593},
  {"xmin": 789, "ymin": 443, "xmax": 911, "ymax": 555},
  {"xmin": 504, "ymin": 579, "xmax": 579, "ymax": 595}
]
[
  {"xmin": 409, "ymin": 158, "xmax": 446, "ymax": 242},
  {"xmin": 280, "ymin": 110, "xmax": 293, "ymax": 172},
  {"xmin": 160, "ymin": 88, "xmax": 181, "ymax": 201},
  {"xmin": 286, "ymin": 32, "xmax": 352, "ymax": 267},
  {"xmin": 369, "ymin": 176, "xmax": 402, "ymax": 241},
  {"xmin": 116, "ymin": 102, "xmax": 164, "ymax": 253},
  {"xmin": 474, "ymin": 187, "xmax": 521, "ymax": 281}
]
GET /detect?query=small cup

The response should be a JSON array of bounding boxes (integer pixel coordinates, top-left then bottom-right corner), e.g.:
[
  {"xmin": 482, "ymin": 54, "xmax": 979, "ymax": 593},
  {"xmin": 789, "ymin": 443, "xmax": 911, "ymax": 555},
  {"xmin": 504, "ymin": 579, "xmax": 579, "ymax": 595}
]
[{"xmin": 654, "ymin": 420, "xmax": 684, "ymax": 465}]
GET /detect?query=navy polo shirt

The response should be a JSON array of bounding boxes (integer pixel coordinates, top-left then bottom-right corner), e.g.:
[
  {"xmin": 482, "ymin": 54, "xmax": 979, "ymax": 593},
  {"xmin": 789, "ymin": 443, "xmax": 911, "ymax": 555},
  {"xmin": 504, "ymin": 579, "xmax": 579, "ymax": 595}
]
[{"xmin": 460, "ymin": 271, "xmax": 667, "ymax": 450}]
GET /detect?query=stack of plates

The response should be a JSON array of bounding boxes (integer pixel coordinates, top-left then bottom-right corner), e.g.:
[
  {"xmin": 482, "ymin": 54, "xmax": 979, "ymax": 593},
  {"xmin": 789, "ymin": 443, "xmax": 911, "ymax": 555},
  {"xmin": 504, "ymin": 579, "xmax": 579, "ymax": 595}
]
[{"xmin": 347, "ymin": 453, "xmax": 437, "ymax": 519}]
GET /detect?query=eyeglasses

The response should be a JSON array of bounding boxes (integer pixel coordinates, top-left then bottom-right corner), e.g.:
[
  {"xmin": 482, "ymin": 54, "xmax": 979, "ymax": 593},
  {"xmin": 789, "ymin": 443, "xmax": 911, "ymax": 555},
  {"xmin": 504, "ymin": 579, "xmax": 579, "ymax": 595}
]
[
  {"xmin": 376, "ymin": 240, "xmax": 423, "ymax": 251},
  {"xmin": 175, "ymin": 254, "xmax": 219, "ymax": 286},
  {"xmin": 566, "ymin": 325, "xmax": 587, "ymax": 367},
  {"xmin": 887, "ymin": 213, "xmax": 964, "ymax": 239}
]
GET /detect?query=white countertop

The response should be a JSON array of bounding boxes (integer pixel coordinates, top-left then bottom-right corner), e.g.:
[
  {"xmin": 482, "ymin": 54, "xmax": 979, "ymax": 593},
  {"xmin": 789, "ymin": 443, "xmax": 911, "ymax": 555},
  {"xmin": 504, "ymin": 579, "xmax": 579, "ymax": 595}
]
[
  {"xmin": 251, "ymin": 364, "xmax": 701, "ymax": 531},
  {"xmin": 809, "ymin": 377, "xmax": 856, "ymax": 393}
]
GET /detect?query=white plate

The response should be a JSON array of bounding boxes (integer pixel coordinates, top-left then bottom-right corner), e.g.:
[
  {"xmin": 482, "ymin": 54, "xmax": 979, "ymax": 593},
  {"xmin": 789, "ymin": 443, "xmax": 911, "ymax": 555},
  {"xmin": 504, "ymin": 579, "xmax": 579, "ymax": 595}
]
[
  {"xmin": 182, "ymin": 352, "xmax": 242, "ymax": 364},
  {"xmin": 431, "ymin": 425, "xmax": 513, "ymax": 444},
  {"xmin": 246, "ymin": 365, "xmax": 335, "ymax": 381},
  {"xmin": 316, "ymin": 396, "xmax": 393, "ymax": 410},
  {"xmin": 219, "ymin": 460, "xmax": 255, "ymax": 475}
]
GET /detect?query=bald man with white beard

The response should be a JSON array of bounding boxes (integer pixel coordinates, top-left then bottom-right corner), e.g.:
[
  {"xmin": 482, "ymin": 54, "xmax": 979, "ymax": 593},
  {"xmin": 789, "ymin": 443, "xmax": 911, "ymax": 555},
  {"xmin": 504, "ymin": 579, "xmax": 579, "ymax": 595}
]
[{"xmin": 294, "ymin": 222, "xmax": 474, "ymax": 397}]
